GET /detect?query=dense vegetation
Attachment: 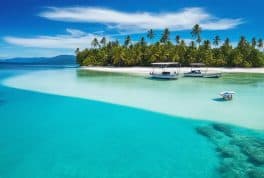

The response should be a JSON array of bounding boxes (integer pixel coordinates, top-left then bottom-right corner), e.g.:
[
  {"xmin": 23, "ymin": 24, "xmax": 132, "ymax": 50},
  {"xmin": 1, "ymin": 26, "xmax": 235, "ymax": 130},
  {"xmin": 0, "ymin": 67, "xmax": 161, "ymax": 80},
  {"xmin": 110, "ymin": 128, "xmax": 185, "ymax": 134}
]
[{"xmin": 76, "ymin": 24, "xmax": 264, "ymax": 67}]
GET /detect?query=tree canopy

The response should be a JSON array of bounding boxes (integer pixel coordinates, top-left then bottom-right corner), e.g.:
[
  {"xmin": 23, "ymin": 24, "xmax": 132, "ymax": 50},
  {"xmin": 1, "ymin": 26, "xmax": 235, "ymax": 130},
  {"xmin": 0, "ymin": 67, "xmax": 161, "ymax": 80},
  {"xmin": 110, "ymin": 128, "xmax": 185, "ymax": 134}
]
[{"xmin": 76, "ymin": 24, "xmax": 264, "ymax": 67}]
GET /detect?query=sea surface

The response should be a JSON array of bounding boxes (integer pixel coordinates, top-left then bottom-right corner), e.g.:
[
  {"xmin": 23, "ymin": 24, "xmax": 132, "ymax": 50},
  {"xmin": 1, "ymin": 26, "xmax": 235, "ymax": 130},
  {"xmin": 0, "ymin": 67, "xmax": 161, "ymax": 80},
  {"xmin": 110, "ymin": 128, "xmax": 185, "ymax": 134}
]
[
  {"xmin": 0, "ymin": 65, "xmax": 264, "ymax": 178},
  {"xmin": 3, "ymin": 68, "xmax": 264, "ymax": 129}
]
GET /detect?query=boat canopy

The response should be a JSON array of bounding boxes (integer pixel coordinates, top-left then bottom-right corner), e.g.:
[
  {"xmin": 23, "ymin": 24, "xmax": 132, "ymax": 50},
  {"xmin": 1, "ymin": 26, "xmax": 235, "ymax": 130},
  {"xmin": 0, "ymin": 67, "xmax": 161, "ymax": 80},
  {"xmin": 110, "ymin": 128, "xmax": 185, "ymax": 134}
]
[
  {"xmin": 220, "ymin": 91, "xmax": 236, "ymax": 95},
  {"xmin": 190, "ymin": 63, "xmax": 205, "ymax": 67},
  {"xmin": 151, "ymin": 62, "xmax": 180, "ymax": 67}
]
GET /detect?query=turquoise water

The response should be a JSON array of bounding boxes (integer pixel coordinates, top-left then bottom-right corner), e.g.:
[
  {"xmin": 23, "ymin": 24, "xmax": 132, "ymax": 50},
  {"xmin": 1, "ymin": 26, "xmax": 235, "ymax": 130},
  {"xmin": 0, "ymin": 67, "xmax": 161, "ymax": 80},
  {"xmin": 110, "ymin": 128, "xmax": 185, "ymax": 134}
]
[
  {"xmin": 4, "ymin": 69, "xmax": 264, "ymax": 129},
  {"xmin": 0, "ymin": 68, "xmax": 220, "ymax": 178},
  {"xmin": 0, "ymin": 67, "xmax": 264, "ymax": 178}
]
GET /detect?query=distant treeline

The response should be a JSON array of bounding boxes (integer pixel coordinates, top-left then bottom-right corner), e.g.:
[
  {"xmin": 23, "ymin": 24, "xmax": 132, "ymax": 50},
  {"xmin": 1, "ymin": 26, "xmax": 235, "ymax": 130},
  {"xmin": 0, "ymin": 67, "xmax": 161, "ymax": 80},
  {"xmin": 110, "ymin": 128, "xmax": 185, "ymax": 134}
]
[{"xmin": 76, "ymin": 24, "xmax": 264, "ymax": 67}]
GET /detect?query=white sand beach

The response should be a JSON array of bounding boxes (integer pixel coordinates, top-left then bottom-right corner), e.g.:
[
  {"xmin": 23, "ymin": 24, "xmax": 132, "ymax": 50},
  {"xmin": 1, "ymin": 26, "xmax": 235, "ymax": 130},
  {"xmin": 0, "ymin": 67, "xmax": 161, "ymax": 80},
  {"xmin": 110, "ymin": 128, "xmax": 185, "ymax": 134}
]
[{"xmin": 81, "ymin": 66, "xmax": 264, "ymax": 75}]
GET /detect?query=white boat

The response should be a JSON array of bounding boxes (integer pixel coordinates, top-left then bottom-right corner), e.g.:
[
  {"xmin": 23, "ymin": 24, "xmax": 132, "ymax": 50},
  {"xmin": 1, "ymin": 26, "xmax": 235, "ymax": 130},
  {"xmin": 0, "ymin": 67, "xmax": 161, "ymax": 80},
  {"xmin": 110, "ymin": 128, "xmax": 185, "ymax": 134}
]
[
  {"xmin": 184, "ymin": 63, "xmax": 206, "ymax": 77},
  {"xmin": 184, "ymin": 63, "xmax": 222, "ymax": 78},
  {"xmin": 184, "ymin": 69, "xmax": 204, "ymax": 77},
  {"xmin": 149, "ymin": 62, "xmax": 180, "ymax": 80},
  {"xmin": 220, "ymin": 91, "xmax": 235, "ymax": 100}
]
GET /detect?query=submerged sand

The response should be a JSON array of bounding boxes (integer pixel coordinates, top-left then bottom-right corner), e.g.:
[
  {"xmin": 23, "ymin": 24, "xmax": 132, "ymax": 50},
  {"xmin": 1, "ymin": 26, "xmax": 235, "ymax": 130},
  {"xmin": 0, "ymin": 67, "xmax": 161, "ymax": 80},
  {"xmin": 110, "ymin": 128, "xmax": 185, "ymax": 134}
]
[{"xmin": 2, "ymin": 68, "xmax": 264, "ymax": 130}]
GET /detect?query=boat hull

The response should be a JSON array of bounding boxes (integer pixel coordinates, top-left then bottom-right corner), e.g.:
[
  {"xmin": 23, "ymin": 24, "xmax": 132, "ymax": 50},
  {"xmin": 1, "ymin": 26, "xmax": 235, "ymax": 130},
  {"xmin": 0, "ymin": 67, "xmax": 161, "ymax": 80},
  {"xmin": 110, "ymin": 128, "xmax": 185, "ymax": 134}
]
[
  {"xmin": 150, "ymin": 73, "xmax": 179, "ymax": 80},
  {"xmin": 203, "ymin": 73, "xmax": 222, "ymax": 78},
  {"xmin": 184, "ymin": 72, "xmax": 222, "ymax": 78},
  {"xmin": 184, "ymin": 73, "xmax": 204, "ymax": 77}
]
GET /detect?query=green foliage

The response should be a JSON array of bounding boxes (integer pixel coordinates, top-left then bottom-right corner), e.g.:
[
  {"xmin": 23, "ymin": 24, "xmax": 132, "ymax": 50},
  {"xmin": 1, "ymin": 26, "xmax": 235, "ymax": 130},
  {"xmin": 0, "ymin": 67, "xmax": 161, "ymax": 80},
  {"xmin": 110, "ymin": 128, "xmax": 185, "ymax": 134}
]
[
  {"xmin": 76, "ymin": 25, "xmax": 264, "ymax": 67},
  {"xmin": 160, "ymin": 28, "xmax": 170, "ymax": 43},
  {"xmin": 213, "ymin": 35, "xmax": 221, "ymax": 47},
  {"xmin": 147, "ymin": 29, "xmax": 154, "ymax": 40},
  {"xmin": 191, "ymin": 24, "xmax": 202, "ymax": 45}
]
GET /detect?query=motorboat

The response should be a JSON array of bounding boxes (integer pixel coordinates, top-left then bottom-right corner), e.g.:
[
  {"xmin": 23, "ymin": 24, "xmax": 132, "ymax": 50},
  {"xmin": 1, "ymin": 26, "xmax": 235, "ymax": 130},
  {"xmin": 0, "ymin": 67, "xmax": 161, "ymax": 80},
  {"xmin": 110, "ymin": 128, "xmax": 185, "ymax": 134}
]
[
  {"xmin": 220, "ymin": 91, "xmax": 235, "ymax": 100},
  {"xmin": 184, "ymin": 69, "xmax": 204, "ymax": 77},
  {"xmin": 149, "ymin": 62, "xmax": 180, "ymax": 80},
  {"xmin": 184, "ymin": 63, "xmax": 222, "ymax": 78},
  {"xmin": 184, "ymin": 63, "xmax": 206, "ymax": 77}
]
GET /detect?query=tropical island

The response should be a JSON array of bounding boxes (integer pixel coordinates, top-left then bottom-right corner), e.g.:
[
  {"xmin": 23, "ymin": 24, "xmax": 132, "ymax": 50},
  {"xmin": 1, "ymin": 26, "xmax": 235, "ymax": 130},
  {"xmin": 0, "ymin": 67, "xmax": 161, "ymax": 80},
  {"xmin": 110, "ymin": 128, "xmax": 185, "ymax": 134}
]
[{"xmin": 76, "ymin": 24, "xmax": 264, "ymax": 68}]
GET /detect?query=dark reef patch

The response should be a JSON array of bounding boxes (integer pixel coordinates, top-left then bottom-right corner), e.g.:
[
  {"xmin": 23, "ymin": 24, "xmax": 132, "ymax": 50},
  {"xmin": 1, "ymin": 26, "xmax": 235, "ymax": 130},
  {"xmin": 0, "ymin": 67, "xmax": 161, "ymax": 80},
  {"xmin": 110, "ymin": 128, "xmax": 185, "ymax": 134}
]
[
  {"xmin": 212, "ymin": 123, "xmax": 234, "ymax": 137},
  {"xmin": 196, "ymin": 123, "xmax": 264, "ymax": 178},
  {"xmin": 247, "ymin": 167, "xmax": 264, "ymax": 178}
]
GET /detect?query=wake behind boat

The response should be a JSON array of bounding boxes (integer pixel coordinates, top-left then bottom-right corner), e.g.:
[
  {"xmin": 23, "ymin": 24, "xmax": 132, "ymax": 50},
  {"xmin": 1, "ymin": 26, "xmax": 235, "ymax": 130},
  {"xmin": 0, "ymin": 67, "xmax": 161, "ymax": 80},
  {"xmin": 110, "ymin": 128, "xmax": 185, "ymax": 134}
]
[{"xmin": 149, "ymin": 62, "xmax": 180, "ymax": 80}]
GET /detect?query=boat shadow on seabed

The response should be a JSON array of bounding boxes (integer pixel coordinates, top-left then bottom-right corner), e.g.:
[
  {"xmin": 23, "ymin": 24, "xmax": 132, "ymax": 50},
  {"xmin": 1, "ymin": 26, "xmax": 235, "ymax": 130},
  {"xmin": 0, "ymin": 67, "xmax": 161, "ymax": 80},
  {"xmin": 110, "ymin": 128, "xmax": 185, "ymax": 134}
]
[{"xmin": 212, "ymin": 98, "xmax": 226, "ymax": 102}]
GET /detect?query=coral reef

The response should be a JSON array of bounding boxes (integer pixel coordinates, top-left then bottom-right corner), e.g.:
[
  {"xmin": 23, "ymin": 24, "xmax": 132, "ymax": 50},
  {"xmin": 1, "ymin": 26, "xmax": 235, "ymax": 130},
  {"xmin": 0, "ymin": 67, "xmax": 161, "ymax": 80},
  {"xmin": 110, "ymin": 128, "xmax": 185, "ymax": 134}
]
[{"xmin": 196, "ymin": 123, "xmax": 264, "ymax": 178}]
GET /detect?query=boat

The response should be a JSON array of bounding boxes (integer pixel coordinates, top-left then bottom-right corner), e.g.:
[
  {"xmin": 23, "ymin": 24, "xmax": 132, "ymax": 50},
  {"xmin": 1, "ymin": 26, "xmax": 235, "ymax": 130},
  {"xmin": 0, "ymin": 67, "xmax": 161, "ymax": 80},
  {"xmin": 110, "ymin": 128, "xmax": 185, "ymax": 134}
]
[
  {"xmin": 149, "ymin": 62, "xmax": 180, "ymax": 80},
  {"xmin": 220, "ymin": 91, "xmax": 235, "ymax": 100},
  {"xmin": 184, "ymin": 63, "xmax": 222, "ymax": 78},
  {"xmin": 184, "ymin": 69, "xmax": 204, "ymax": 77},
  {"xmin": 184, "ymin": 63, "xmax": 206, "ymax": 77}
]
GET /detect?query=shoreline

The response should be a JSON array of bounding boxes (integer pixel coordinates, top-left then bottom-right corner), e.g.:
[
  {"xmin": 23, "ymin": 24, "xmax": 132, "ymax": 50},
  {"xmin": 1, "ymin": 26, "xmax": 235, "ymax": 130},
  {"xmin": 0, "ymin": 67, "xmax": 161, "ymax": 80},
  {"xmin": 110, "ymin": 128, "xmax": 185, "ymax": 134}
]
[{"xmin": 80, "ymin": 66, "xmax": 264, "ymax": 75}]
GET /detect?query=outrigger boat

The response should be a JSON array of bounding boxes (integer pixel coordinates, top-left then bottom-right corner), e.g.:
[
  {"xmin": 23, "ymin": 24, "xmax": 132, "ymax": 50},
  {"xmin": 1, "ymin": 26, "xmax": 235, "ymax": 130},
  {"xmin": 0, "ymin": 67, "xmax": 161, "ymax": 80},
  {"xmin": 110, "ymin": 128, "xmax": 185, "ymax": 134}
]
[
  {"xmin": 184, "ymin": 63, "xmax": 222, "ymax": 78},
  {"xmin": 149, "ymin": 62, "xmax": 180, "ymax": 79},
  {"xmin": 220, "ymin": 91, "xmax": 235, "ymax": 100}
]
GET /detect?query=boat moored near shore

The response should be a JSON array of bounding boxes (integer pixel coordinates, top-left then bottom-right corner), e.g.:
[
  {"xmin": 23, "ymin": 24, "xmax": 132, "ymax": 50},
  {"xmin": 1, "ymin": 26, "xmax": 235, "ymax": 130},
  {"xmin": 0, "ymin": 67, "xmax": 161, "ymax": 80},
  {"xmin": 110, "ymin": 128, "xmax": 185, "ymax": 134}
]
[
  {"xmin": 184, "ymin": 63, "xmax": 222, "ymax": 78},
  {"xmin": 149, "ymin": 62, "xmax": 180, "ymax": 80},
  {"xmin": 184, "ymin": 63, "xmax": 205, "ymax": 77}
]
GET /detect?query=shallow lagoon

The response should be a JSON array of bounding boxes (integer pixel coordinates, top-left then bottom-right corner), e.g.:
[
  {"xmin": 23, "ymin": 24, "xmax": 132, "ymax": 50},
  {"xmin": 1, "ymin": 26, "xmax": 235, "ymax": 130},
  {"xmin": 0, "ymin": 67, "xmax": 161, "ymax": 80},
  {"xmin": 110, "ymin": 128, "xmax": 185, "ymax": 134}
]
[
  {"xmin": 4, "ymin": 68, "xmax": 264, "ymax": 129},
  {"xmin": 0, "ymin": 67, "xmax": 264, "ymax": 178}
]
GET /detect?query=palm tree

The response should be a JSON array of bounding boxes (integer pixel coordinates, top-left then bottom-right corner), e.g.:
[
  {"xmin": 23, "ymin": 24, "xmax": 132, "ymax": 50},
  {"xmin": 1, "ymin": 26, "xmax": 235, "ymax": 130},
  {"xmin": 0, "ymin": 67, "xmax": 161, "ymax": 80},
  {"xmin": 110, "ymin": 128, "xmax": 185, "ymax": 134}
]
[
  {"xmin": 251, "ymin": 37, "xmax": 257, "ymax": 48},
  {"xmin": 113, "ymin": 47, "xmax": 124, "ymax": 66},
  {"xmin": 160, "ymin": 28, "xmax": 170, "ymax": 43},
  {"xmin": 213, "ymin": 35, "xmax": 221, "ymax": 47},
  {"xmin": 147, "ymin": 29, "xmax": 154, "ymax": 42},
  {"xmin": 197, "ymin": 35, "xmax": 202, "ymax": 46},
  {"xmin": 113, "ymin": 39, "xmax": 119, "ymax": 47},
  {"xmin": 221, "ymin": 38, "xmax": 232, "ymax": 66},
  {"xmin": 75, "ymin": 48, "xmax": 80, "ymax": 55},
  {"xmin": 191, "ymin": 24, "xmax": 202, "ymax": 46},
  {"xmin": 224, "ymin": 38, "xmax": 230, "ymax": 46},
  {"xmin": 175, "ymin": 35, "xmax": 180, "ymax": 45},
  {"xmin": 203, "ymin": 40, "xmax": 211, "ymax": 50},
  {"xmin": 238, "ymin": 36, "xmax": 247, "ymax": 48},
  {"xmin": 100, "ymin": 37, "xmax": 106, "ymax": 47},
  {"xmin": 91, "ymin": 38, "xmax": 99, "ymax": 48},
  {"xmin": 190, "ymin": 41, "xmax": 196, "ymax": 49},
  {"xmin": 258, "ymin": 38, "xmax": 263, "ymax": 50},
  {"xmin": 124, "ymin": 35, "xmax": 131, "ymax": 47},
  {"xmin": 180, "ymin": 40, "xmax": 186, "ymax": 46},
  {"xmin": 140, "ymin": 37, "xmax": 146, "ymax": 46}
]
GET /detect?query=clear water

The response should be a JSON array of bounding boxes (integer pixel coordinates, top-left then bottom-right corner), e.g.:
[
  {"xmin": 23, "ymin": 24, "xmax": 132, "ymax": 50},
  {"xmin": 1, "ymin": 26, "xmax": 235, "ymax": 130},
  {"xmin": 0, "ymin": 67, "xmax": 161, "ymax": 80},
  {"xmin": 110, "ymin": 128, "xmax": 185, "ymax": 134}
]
[
  {"xmin": 4, "ymin": 69, "xmax": 264, "ymax": 129},
  {"xmin": 0, "ymin": 67, "xmax": 264, "ymax": 178}
]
